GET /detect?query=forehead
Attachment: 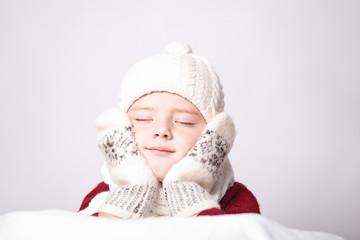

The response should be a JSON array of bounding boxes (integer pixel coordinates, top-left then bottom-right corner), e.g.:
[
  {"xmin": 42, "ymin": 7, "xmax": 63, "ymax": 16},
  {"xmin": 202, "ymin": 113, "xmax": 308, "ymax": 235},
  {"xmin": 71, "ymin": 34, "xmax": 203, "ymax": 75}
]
[{"xmin": 128, "ymin": 92, "xmax": 202, "ymax": 115}]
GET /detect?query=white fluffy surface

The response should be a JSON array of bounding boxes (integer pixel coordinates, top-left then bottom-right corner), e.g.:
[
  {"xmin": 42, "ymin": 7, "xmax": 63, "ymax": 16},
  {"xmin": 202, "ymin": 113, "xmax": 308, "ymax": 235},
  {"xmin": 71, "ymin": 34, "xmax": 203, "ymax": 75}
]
[{"xmin": 0, "ymin": 210, "xmax": 343, "ymax": 240}]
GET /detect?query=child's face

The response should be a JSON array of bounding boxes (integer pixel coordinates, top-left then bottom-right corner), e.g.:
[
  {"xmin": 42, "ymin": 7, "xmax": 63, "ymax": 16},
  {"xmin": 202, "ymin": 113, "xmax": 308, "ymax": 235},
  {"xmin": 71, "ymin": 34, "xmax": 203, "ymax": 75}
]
[{"xmin": 127, "ymin": 92, "xmax": 206, "ymax": 182}]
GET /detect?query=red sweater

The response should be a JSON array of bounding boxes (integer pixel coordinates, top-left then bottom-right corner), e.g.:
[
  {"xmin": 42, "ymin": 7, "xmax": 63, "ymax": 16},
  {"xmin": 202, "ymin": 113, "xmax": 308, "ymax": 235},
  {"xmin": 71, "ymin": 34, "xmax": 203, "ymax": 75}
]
[{"xmin": 79, "ymin": 181, "xmax": 260, "ymax": 216}]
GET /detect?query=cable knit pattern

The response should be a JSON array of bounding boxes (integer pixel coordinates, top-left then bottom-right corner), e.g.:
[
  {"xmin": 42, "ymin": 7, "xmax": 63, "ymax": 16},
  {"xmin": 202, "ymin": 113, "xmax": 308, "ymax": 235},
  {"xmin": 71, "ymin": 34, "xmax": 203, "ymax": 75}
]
[
  {"xmin": 118, "ymin": 42, "xmax": 224, "ymax": 122},
  {"xmin": 78, "ymin": 42, "xmax": 254, "ymax": 218}
]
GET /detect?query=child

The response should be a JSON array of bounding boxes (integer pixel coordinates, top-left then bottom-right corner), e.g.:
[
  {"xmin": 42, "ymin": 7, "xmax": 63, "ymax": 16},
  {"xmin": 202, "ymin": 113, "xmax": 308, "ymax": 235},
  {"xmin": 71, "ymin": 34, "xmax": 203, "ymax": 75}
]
[{"xmin": 78, "ymin": 42, "xmax": 260, "ymax": 218}]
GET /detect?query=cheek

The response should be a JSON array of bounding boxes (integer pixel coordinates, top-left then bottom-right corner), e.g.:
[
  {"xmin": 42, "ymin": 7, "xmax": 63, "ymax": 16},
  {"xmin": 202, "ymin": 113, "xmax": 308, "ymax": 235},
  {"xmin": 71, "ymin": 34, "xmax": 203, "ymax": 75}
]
[
  {"xmin": 132, "ymin": 130, "xmax": 143, "ymax": 148},
  {"xmin": 131, "ymin": 126, "xmax": 150, "ymax": 149},
  {"xmin": 177, "ymin": 130, "xmax": 202, "ymax": 155}
]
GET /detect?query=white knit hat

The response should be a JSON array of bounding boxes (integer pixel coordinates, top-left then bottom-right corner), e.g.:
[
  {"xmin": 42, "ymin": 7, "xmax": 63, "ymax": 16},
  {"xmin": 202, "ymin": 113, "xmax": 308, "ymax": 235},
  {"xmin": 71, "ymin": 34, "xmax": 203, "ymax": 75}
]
[{"xmin": 118, "ymin": 42, "xmax": 225, "ymax": 122}]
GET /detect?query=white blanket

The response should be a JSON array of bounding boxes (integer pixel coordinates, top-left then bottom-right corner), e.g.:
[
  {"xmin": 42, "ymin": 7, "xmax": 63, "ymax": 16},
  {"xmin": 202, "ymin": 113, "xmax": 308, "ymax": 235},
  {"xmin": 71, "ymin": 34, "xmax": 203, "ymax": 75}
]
[{"xmin": 0, "ymin": 210, "xmax": 343, "ymax": 240}]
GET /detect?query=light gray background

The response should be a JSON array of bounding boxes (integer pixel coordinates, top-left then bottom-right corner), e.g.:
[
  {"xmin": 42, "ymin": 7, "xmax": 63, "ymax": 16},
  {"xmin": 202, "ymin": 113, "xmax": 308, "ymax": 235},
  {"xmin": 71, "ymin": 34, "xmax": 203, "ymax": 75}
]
[{"xmin": 0, "ymin": 1, "xmax": 359, "ymax": 239}]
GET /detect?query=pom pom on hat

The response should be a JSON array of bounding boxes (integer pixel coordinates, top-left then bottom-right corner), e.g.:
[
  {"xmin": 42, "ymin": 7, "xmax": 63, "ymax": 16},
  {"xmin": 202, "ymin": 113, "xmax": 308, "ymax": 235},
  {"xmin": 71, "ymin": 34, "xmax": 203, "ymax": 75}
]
[
  {"xmin": 162, "ymin": 42, "xmax": 192, "ymax": 54},
  {"xmin": 118, "ymin": 42, "xmax": 224, "ymax": 122}
]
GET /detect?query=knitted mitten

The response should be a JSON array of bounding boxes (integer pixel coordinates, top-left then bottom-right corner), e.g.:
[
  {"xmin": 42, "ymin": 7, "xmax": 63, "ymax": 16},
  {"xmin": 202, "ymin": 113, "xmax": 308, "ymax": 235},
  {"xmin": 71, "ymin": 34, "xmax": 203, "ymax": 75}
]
[
  {"xmin": 162, "ymin": 112, "xmax": 236, "ymax": 217},
  {"xmin": 96, "ymin": 108, "xmax": 159, "ymax": 219}
]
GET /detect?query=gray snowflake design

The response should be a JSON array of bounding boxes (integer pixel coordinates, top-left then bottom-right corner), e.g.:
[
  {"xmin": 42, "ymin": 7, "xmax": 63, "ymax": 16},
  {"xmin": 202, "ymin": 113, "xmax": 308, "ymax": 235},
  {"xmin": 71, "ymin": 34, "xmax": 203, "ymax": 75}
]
[
  {"xmin": 98, "ymin": 126, "xmax": 139, "ymax": 166},
  {"xmin": 188, "ymin": 129, "xmax": 229, "ymax": 175}
]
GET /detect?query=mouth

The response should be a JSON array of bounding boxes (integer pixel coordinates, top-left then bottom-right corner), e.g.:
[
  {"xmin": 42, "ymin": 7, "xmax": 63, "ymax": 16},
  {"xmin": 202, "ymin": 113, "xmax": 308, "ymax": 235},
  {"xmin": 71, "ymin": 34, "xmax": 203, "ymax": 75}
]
[{"xmin": 146, "ymin": 147, "xmax": 175, "ymax": 156}]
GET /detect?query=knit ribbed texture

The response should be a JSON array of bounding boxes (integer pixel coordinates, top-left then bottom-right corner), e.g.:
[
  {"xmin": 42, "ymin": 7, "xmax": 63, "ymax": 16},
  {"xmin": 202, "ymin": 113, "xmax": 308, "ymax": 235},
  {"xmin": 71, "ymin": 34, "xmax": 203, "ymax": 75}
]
[
  {"xmin": 78, "ymin": 181, "xmax": 261, "ymax": 216},
  {"xmin": 99, "ymin": 185, "xmax": 157, "ymax": 219},
  {"xmin": 118, "ymin": 42, "xmax": 224, "ymax": 122},
  {"xmin": 163, "ymin": 182, "xmax": 220, "ymax": 217}
]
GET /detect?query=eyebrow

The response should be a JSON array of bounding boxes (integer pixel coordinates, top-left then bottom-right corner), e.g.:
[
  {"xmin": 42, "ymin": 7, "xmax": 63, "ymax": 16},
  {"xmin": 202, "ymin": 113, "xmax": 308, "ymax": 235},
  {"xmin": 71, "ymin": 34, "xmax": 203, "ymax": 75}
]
[
  {"xmin": 129, "ymin": 106, "xmax": 201, "ymax": 116},
  {"xmin": 129, "ymin": 106, "xmax": 154, "ymax": 111}
]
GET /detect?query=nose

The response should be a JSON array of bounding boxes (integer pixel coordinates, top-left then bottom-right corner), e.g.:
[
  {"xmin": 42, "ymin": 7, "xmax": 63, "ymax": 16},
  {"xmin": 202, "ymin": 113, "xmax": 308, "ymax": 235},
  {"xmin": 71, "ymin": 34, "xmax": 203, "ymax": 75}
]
[{"xmin": 153, "ymin": 121, "xmax": 173, "ymax": 140}]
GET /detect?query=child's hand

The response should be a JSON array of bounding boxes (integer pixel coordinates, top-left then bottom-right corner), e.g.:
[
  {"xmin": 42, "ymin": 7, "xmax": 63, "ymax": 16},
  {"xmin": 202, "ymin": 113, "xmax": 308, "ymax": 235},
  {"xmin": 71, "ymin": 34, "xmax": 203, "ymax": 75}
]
[
  {"xmin": 162, "ymin": 112, "xmax": 236, "ymax": 217},
  {"xmin": 96, "ymin": 109, "xmax": 159, "ymax": 219}
]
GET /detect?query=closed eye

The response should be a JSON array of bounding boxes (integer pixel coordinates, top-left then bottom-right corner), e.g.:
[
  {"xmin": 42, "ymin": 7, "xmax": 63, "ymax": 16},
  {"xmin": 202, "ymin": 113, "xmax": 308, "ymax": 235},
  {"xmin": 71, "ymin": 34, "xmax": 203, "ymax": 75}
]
[
  {"xmin": 175, "ymin": 120, "xmax": 195, "ymax": 126},
  {"xmin": 135, "ymin": 118, "xmax": 153, "ymax": 122}
]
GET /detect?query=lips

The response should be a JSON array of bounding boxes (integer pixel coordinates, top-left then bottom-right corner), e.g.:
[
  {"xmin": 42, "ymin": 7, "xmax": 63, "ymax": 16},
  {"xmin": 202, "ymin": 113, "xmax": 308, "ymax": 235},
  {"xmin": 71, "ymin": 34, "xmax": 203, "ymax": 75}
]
[{"xmin": 146, "ymin": 147, "xmax": 175, "ymax": 156}]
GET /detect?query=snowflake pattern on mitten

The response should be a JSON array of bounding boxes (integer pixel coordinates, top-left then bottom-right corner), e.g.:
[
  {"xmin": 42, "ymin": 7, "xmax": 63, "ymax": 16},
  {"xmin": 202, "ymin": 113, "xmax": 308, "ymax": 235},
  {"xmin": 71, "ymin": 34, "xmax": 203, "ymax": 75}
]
[
  {"xmin": 98, "ymin": 126, "xmax": 140, "ymax": 167},
  {"xmin": 188, "ymin": 129, "xmax": 229, "ymax": 176}
]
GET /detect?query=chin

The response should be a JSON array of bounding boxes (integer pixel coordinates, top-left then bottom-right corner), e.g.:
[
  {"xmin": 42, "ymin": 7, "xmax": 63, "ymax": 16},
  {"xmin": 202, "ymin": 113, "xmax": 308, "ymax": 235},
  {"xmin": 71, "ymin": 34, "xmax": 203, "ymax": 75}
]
[{"xmin": 156, "ymin": 173, "xmax": 166, "ymax": 182}]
